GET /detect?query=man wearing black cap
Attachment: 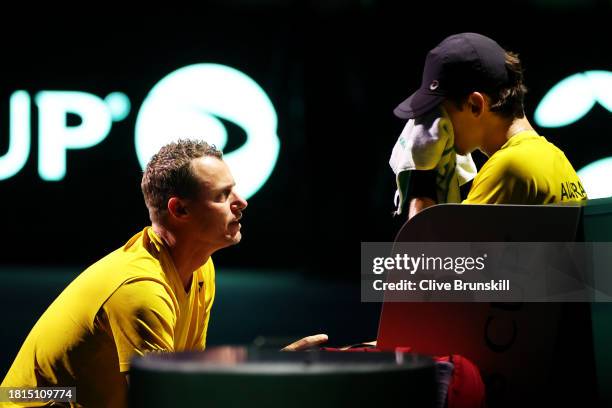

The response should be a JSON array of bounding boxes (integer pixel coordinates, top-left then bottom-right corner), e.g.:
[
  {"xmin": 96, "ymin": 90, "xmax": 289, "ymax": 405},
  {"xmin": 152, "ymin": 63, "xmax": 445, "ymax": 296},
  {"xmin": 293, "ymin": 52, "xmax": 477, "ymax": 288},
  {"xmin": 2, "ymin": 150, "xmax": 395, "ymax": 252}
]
[{"xmin": 394, "ymin": 32, "xmax": 587, "ymax": 217}]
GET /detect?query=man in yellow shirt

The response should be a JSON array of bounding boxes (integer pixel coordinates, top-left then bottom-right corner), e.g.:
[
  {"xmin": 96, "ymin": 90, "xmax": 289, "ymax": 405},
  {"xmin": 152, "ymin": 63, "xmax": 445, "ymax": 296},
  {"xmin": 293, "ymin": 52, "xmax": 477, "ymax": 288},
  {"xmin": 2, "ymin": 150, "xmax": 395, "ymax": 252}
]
[
  {"xmin": 1, "ymin": 140, "xmax": 326, "ymax": 407},
  {"xmin": 1, "ymin": 140, "xmax": 243, "ymax": 407},
  {"xmin": 393, "ymin": 33, "xmax": 586, "ymax": 217}
]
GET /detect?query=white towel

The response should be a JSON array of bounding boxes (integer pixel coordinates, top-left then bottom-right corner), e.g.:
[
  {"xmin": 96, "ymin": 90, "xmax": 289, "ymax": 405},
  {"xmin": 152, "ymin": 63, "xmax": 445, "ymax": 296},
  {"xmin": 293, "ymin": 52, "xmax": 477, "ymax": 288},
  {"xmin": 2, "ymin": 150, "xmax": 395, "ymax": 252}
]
[{"xmin": 389, "ymin": 106, "xmax": 477, "ymax": 215}]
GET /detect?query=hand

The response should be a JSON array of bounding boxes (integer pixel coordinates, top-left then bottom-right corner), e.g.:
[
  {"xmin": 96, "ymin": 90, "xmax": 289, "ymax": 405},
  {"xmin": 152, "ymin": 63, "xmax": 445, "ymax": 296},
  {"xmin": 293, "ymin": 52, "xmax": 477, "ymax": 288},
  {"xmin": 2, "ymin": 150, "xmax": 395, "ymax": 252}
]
[{"xmin": 281, "ymin": 334, "xmax": 328, "ymax": 351}]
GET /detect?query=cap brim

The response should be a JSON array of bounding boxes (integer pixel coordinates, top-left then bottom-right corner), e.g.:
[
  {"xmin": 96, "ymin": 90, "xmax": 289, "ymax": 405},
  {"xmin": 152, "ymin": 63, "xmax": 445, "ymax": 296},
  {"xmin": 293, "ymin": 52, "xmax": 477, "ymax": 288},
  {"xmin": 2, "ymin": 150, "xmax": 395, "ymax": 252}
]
[{"xmin": 393, "ymin": 90, "xmax": 444, "ymax": 119}]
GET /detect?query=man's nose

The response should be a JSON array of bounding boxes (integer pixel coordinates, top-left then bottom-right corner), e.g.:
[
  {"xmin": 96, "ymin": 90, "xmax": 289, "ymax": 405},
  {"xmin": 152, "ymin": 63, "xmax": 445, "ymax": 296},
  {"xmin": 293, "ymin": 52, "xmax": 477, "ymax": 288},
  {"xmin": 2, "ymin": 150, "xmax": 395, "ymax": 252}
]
[{"xmin": 232, "ymin": 193, "xmax": 248, "ymax": 211}]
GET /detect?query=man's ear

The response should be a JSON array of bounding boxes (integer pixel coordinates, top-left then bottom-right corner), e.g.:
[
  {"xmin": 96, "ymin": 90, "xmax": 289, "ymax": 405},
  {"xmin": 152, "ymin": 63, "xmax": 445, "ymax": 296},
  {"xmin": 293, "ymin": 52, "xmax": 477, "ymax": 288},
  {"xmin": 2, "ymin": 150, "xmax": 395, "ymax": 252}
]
[
  {"xmin": 167, "ymin": 197, "xmax": 189, "ymax": 220},
  {"xmin": 467, "ymin": 92, "xmax": 486, "ymax": 117}
]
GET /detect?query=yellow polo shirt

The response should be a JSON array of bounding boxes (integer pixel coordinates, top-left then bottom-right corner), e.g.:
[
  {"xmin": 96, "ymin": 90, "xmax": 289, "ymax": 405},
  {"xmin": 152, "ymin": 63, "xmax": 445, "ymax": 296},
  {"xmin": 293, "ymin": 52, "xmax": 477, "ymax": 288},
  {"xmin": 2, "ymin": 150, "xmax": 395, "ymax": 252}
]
[
  {"xmin": 463, "ymin": 131, "xmax": 587, "ymax": 204},
  {"xmin": 1, "ymin": 227, "xmax": 215, "ymax": 408}
]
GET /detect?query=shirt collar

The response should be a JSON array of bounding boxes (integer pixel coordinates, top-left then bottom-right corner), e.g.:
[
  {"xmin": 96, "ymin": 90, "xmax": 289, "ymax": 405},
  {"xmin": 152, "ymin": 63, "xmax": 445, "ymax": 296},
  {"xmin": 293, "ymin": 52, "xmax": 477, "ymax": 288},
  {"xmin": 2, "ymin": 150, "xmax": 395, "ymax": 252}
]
[{"xmin": 500, "ymin": 130, "xmax": 541, "ymax": 150}]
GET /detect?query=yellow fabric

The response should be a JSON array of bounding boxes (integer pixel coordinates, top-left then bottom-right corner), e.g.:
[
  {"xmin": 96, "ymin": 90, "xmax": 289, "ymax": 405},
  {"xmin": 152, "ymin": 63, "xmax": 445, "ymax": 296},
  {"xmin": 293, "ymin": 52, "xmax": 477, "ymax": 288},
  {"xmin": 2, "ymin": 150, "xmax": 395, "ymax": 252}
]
[
  {"xmin": 463, "ymin": 131, "xmax": 587, "ymax": 204},
  {"xmin": 1, "ymin": 227, "xmax": 215, "ymax": 408}
]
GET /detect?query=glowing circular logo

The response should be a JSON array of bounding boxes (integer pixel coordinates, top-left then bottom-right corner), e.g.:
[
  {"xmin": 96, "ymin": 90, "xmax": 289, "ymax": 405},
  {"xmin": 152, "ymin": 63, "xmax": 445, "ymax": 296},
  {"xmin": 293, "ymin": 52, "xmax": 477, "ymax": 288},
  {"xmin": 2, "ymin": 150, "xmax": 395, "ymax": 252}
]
[
  {"xmin": 135, "ymin": 64, "xmax": 280, "ymax": 199},
  {"xmin": 578, "ymin": 157, "xmax": 612, "ymax": 199},
  {"xmin": 533, "ymin": 70, "xmax": 612, "ymax": 198},
  {"xmin": 534, "ymin": 70, "xmax": 612, "ymax": 128}
]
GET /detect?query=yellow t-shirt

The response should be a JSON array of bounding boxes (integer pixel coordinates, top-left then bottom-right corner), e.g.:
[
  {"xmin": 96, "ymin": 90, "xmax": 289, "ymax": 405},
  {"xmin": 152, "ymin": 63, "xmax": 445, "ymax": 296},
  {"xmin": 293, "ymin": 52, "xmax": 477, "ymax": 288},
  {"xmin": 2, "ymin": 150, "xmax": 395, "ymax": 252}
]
[
  {"xmin": 1, "ymin": 227, "xmax": 215, "ymax": 408},
  {"xmin": 463, "ymin": 131, "xmax": 587, "ymax": 204}
]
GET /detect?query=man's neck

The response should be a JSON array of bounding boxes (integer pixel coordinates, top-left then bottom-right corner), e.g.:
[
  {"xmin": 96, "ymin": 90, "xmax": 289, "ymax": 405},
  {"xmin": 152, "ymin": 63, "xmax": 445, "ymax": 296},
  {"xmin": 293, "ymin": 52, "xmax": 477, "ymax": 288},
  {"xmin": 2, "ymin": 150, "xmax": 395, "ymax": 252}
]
[
  {"xmin": 152, "ymin": 223, "xmax": 212, "ymax": 292},
  {"xmin": 481, "ymin": 116, "xmax": 534, "ymax": 157}
]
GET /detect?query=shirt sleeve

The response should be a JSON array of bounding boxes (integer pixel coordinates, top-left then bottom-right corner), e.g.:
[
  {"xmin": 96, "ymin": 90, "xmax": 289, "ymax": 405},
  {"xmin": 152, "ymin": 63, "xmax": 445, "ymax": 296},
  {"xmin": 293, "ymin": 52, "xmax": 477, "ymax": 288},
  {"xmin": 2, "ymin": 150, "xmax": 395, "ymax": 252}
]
[
  {"xmin": 462, "ymin": 154, "xmax": 531, "ymax": 204},
  {"xmin": 103, "ymin": 280, "xmax": 177, "ymax": 372}
]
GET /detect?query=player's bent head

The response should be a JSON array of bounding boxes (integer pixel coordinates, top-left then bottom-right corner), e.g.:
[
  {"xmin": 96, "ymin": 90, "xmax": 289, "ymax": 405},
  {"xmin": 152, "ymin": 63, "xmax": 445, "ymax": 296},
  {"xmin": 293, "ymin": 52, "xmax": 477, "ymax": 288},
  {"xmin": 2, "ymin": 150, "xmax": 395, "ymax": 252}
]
[{"xmin": 444, "ymin": 51, "xmax": 528, "ymax": 121}]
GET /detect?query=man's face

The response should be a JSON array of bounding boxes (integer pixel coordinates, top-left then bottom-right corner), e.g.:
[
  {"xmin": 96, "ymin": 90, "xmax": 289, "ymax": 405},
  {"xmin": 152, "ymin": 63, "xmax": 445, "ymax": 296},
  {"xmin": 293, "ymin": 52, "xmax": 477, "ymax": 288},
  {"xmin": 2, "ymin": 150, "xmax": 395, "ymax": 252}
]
[
  {"xmin": 184, "ymin": 156, "xmax": 248, "ymax": 251},
  {"xmin": 442, "ymin": 99, "xmax": 483, "ymax": 155}
]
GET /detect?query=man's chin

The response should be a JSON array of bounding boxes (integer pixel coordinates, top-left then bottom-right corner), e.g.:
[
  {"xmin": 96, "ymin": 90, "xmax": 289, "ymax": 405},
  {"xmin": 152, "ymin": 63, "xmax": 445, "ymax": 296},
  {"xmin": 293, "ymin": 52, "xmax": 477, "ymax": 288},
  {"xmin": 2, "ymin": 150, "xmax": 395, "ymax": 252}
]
[
  {"xmin": 227, "ymin": 232, "xmax": 242, "ymax": 244},
  {"xmin": 224, "ymin": 222, "xmax": 242, "ymax": 243}
]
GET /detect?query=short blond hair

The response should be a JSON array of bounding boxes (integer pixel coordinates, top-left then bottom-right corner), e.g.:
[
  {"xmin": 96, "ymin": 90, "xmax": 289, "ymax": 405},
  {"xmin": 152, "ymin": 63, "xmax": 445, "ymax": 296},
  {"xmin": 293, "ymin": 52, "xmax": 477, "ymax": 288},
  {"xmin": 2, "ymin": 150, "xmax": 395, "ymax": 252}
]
[{"xmin": 141, "ymin": 139, "xmax": 222, "ymax": 220}]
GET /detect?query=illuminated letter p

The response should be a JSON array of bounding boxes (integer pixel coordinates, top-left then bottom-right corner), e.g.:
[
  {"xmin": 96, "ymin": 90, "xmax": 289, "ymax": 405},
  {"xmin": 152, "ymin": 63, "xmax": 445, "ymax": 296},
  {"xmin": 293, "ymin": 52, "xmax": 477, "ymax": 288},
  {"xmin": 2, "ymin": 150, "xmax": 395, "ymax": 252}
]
[{"xmin": 36, "ymin": 91, "xmax": 113, "ymax": 181}]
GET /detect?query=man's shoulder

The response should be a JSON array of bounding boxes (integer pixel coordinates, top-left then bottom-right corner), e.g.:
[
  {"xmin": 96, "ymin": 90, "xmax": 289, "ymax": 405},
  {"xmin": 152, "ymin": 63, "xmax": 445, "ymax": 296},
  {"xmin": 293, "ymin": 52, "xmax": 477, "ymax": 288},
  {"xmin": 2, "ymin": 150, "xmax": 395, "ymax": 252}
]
[
  {"xmin": 479, "ymin": 147, "xmax": 532, "ymax": 179},
  {"xmin": 103, "ymin": 279, "xmax": 178, "ymax": 328},
  {"xmin": 108, "ymin": 279, "xmax": 176, "ymax": 309},
  {"xmin": 487, "ymin": 135, "xmax": 570, "ymax": 178},
  {"xmin": 55, "ymin": 230, "xmax": 164, "ymax": 309},
  {"xmin": 497, "ymin": 134, "xmax": 561, "ymax": 161},
  {"xmin": 83, "ymin": 230, "xmax": 163, "ymax": 278}
]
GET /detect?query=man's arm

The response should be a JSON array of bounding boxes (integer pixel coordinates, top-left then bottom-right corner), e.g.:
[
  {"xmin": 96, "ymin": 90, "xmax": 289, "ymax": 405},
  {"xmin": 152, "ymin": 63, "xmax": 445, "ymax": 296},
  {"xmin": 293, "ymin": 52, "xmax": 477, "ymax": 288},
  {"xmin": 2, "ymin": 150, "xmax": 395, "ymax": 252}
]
[
  {"xmin": 103, "ymin": 280, "xmax": 177, "ymax": 373},
  {"xmin": 281, "ymin": 334, "xmax": 328, "ymax": 351},
  {"xmin": 406, "ymin": 170, "xmax": 438, "ymax": 219},
  {"xmin": 408, "ymin": 197, "xmax": 437, "ymax": 219}
]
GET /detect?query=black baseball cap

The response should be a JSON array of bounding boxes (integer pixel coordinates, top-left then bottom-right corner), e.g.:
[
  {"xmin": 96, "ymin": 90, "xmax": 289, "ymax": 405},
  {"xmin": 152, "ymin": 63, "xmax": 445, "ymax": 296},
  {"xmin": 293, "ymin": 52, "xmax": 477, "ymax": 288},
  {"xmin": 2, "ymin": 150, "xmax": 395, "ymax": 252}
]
[{"xmin": 394, "ymin": 33, "xmax": 509, "ymax": 119}]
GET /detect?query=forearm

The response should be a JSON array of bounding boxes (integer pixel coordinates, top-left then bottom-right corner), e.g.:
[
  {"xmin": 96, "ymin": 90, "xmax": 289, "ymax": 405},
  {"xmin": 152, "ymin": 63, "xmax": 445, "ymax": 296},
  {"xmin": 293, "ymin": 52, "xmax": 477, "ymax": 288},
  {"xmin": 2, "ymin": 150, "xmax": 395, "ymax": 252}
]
[
  {"xmin": 407, "ymin": 170, "xmax": 437, "ymax": 219},
  {"xmin": 408, "ymin": 197, "xmax": 436, "ymax": 219}
]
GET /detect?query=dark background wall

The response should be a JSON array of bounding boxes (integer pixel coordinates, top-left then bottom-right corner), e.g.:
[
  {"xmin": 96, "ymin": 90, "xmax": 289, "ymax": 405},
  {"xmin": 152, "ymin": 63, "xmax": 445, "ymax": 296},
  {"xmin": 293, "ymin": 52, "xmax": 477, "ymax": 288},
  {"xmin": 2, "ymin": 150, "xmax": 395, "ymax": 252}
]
[{"xmin": 0, "ymin": 0, "xmax": 611, "ymax": 378}]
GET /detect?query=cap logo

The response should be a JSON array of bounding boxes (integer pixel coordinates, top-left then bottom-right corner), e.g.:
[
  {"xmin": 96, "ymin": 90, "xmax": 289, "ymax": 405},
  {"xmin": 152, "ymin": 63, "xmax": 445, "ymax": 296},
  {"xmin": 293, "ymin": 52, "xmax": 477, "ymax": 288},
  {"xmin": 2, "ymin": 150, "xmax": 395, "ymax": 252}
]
[{"xmin": 429, "ymin": 80, "xmax": 440, "ymax": 90}]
